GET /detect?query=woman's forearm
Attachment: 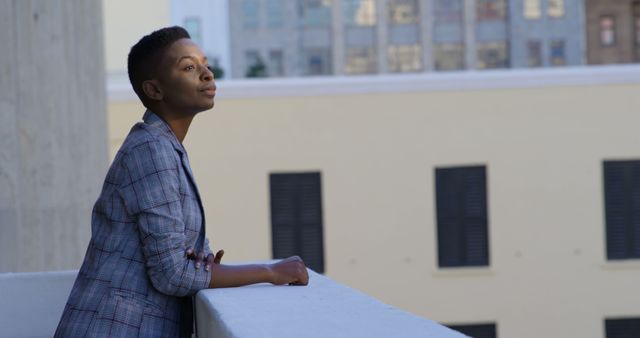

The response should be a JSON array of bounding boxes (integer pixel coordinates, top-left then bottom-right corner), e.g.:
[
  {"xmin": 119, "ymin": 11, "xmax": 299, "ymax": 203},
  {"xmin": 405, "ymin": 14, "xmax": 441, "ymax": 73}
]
[{"xmin": 208, "ymin": 263, "xmax": 273, "ymax": 288}]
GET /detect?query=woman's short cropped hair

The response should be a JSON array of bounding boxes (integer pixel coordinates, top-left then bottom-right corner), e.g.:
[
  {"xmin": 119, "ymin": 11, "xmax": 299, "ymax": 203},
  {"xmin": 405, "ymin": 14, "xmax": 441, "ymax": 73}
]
[{"xmin": 127, "ymin": 26, "xmax": 191, "ymax": 104}]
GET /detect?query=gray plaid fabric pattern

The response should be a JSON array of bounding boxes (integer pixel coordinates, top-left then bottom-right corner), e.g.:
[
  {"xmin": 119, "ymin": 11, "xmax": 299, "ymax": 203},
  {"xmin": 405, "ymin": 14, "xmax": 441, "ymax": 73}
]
[{"xmin": 55, "ymin": 111, "xmax": 212, "ymax": 337}]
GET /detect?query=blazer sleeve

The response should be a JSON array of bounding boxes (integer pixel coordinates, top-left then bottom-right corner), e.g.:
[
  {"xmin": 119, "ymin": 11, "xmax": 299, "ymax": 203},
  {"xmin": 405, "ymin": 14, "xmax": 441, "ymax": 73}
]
[{"xmin": 119, "ymin": 138, "xmax": 211, "ymax": 297}]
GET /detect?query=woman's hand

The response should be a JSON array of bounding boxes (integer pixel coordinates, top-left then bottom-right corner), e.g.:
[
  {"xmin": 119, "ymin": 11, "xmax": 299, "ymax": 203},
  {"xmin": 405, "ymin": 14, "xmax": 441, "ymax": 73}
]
[
  {"xmin": 186, "ymin": 247, "xmax": 224, "ymax": 272},
  {"xmin": 268, "ymin": 256, "xmax": 309, "ymax": 286}
]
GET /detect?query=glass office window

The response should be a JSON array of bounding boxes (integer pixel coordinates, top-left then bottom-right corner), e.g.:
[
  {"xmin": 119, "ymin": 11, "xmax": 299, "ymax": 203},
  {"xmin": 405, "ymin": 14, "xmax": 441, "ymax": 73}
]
[
  {"xmin": 434, "ymin": 0, "xmax": 463, "ymax": 23},
  {"xmin": 267, "ymin": 0, "xmax": 284, "ymax": 28},
  {"xmin": 600, "ymin": 16, "xmax": 616, "ymax": 46},
  {"xmin": 523, "ymin": 0, "xmax": 541, "ymax": 20},
  {"xmin": 388, "ymin": 44, "xmax": 422, "ymax": 72},
  {"xmin": 434, "ymin": 43, "xmax": 465, "ymax": 71},
  {"xmin": 299, "ymin": 0, "xmax": 332, "ymax": 27},
  {"xmin": 388, "ymin": 0, "xmax": 418, "ymax": 24},
  {"xmin": 477, "ymin": 42, "xmax": 509, "ymax": 69},
  {"xmin": 477, "ymin": 0, "xmax": 507, "ymax": 21},
  {"xmin": 268, "ymin": 50, "xmax": 284, "ymax": 76},
  {"xmin": 343, "ymin": 0, "xmax": 377, "ymax": 26},
  {"xmin": 550, "ymin": 40, "xmax": 566, "ymax": 66},
  {"xmin": 548, "ymin": 0, "xmax": 565, "ymax": 18},
  {"xmin": 183, "ymin": 17, "xmax": 202, "ymax": 46},
  {"xmin": 242, "ymin": 0, "xmax": 259, "ymax": 29},
  {"xmin": 527, "ymin": 40, "xmax": 542, "ymax": 67},
  {"xmin": 345, "ymin": 47, "xmax": 377, "ymax": 74},
  {"xmin": 303, "ymin": 48, "xmax": 332, "ymax": 75}
]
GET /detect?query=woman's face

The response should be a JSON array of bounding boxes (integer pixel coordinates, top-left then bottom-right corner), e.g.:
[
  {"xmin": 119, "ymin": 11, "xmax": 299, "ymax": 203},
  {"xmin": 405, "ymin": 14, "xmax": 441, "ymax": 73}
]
[{"xmin": 156, "ymin": 38, "xmax": 216, "ymax": 115}]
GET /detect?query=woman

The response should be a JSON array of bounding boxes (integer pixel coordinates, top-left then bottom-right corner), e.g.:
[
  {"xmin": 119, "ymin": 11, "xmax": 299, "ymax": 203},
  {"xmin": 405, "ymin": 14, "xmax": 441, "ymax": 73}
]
[{"xmin": 55, "ymin": 26, "xmax": 309, "ymax": 338}]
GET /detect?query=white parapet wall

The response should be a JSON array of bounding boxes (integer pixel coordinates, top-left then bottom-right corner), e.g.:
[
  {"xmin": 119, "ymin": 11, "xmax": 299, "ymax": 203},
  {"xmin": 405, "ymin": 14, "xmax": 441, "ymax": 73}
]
[
  {"xmin": 0, "ymin": 268, "xmax": 466, "ymax": 338},
  {"xmin": 0, "ymin": 270, "xmax": 76, "ymax": 338},
  {"xmin": 195, "ymin": 267, "xmax": 468, "ymax": 338}
]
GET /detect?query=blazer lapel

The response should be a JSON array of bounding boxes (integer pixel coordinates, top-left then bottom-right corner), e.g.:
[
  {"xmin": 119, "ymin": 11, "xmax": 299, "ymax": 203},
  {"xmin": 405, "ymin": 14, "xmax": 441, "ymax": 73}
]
[{"xmin": 143, "ymin": 110, "xmax": 207, "ymax": 237}]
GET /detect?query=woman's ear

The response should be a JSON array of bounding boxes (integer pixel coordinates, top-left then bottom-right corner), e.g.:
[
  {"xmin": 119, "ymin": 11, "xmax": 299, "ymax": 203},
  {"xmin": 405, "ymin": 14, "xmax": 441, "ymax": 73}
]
[{"xmin": 142, "ymin": 80, "xmax": 163, "ymax": 101}]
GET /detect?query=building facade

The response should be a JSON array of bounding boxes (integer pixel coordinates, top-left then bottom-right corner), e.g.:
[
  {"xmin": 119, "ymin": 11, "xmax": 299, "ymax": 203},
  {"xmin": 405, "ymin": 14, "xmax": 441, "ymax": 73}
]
[
  {"xmin": 222, "ymin": 0, "xmax": 584, "ymax": 78},
  {"xmin": 586, "ymin": 0, "xmax": 640, "ymax": 65}
]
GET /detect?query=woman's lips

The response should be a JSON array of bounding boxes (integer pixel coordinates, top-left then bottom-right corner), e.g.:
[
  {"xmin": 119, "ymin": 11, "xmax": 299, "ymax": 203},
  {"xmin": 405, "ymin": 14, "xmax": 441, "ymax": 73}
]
[{"xmin": 201, "ymin": 88, "xmax": 216, "ymax": 97}]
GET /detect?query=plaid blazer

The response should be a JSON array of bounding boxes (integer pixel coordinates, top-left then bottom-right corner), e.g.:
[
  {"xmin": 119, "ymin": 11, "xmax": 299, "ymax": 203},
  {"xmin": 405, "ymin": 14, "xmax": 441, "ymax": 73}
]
[{"xmin": 55, "ymin": 111, "xmax": 212, "ymax": 337}]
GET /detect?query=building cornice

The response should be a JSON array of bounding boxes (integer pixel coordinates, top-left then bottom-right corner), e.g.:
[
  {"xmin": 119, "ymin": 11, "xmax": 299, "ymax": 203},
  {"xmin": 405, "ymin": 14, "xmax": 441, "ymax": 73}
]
[{"xmin": 107, "ymin": 65, "xmax": 640, "ymax": 102}]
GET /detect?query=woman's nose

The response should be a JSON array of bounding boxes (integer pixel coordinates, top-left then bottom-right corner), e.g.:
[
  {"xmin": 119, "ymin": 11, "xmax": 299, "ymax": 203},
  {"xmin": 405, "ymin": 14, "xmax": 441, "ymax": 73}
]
[{"xmin": 204, "ymin": 65, "xmax": 215, "ymax": 81}]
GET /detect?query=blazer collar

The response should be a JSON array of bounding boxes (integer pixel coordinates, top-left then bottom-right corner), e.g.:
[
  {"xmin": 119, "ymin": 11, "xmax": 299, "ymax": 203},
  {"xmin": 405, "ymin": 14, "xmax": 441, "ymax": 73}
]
[{"xmin": 142, "ymin": 110, "xmax": 186, "ymax": 153}]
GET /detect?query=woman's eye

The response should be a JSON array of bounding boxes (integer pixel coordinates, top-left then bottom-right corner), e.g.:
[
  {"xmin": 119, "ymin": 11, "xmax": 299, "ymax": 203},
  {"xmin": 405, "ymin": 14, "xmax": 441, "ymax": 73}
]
[{"xmin": 184, "ymin": 65, "xmax": 195, "ymax": 71}]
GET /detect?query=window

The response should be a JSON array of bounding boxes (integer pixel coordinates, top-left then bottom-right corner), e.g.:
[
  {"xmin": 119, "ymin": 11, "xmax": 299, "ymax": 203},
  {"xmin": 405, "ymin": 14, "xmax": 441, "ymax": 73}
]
[
  {"xmin": 303, "ymin": 48, "xmax": 332, "ymax": 75},
  {"xmin": 635, "ymin": 2, "xmax": 640, "ymax": 44},
  {"xmin": 299, "ymin": 0, "xmax": 332, "ymax": 27},
  {"xmin": 606, "ymin": 318, "xmax": 640, "ymax": 338},
  {"xmin": 345, "ymin": 47, "xmax": 377, "ymax": 74},
  {"xmin": 343, "ymin": 0, "xmax": 377, "ymax": 26},
  {"xmin": 600, "ymin": 15, "xmax": 616, "ymax": 46},
  {"xmin": 183, "ymin": 18, "xmax": 202, "ymax": 46},
  {"xmin": 547, "ymin": 0, "xmax": 564, "ymax": 18},
  {"xmin": 527, "ymin": 40, "xmax": 542, "ymax": 67},
  {"xmin": 268, "ymin": 50, "xmax": 284, "ymax": 76},
  {"xmin": 523, "ymin": 0, "xmax": 541, "ymax": 20},
  {"xmin": 242, "ymin": 0, "xmax": 259, "ymax": 29},
  {"xmin": 267, "ymin": 0, "xmax": 283, "ymax": 28},
  {"xmin": 270, "ymin": 172, "xmax": 325, "ymax": 273},
  {"xmin": 388, "ymin": 44, "xmax": 422, "ymax": 72},
  {"xmin": 245, "ymin": 50, "xmax": 266, "ymax": 77},
  {"xmin": 603, "ymin": 160, "xmax": 640, "ymax": 260},
  {"xmin": 635, "ymin": 2, "xmax": 640, "ymax": 61},
  {"xmin": 476, "ymin": 0, "xmax": 507, "ymax": 21},
  {"xmin": 637, "ymin": 16, "xmax": 640, "ymax": 45},
  {"xmin": 434, "ymin": 44, "xmax": 465, "ymax": 71},
  {"xmin": 550, "ymin": 40, "xmax": 566, "ymax": 66},
  {"xmin": 477, "ymin": 42, "xmax": 509, "ymax": 69},
  {"xmin": 447, "ymin": 323, "xmax": 497, "ymax": 338},
  {"xmin": 245, "ymin": 50, "xmax": 260, "ymax": 67},
  {"xmin": 388, "ymin": 0, "xmax": 418, "ymax": 25},
  {"xmin": 434, "ymin": 0, "xmax": 463, "ymax": 23},
  {"xmin": 435, "ymin": 166, "xmax": 490, "ymax": 268}
]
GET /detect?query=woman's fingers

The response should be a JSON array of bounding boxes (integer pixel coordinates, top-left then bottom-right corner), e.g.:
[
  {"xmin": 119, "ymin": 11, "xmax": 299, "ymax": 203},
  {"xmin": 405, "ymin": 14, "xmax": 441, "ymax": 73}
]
[
  {"xmin": 195, "ymin": 251, "xmax": 205, "ymax": 269},
  {"xmin": 187, "ymin": 248, "xmax": 224, "ymax": 271},
  {"xmin": 213, "ymin": 249, "xmax": 225, "ymax": 264},
  {"xmin": 185, "ymin": 247, "xmax": 195, "ymax": 259},
  {"xmin": 205, "ymin": 253, "xmax": 215, "ymax": 272}
]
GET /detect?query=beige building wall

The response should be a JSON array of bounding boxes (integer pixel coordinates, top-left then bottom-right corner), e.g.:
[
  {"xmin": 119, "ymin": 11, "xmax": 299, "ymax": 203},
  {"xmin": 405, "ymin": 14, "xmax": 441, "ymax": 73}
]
[
  {"xmin": 108, "ymin": 68, "xmax": 640, "ymax": 338},
  {"xmin": 102, "ymin": 0, "xmax": 170, "ymax": 74}
]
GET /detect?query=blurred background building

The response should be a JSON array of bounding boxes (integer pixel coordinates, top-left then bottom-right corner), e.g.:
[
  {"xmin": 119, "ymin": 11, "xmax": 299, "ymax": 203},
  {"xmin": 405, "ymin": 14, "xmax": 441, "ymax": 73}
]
[
  {"xmin": 585, "ymin": 0, "xmax": 640, "ymax": 65},
  {"xmin": 222, "ymin": 0, "xmax": 585, "ymax": 77}
]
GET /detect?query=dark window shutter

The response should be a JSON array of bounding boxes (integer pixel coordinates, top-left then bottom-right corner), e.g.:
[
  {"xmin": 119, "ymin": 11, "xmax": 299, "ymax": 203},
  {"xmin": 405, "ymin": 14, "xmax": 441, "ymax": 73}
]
[
  {"xmin": 606, "ymin": 318, "xmax": 640, "ymax": 338},
  {"xmin": 447, "ymin": 323, "xmax": 497, "ymax": 338},
  {"xmin": 604, "ymin": 160, "xmax": 640, "ymax": 260},
  {"xmin": 270, "ymin": 172, "xmax": 325, "ymax": 273},
  {"xmin": 436, "ymin": 166, "xmax": 489, "ymax": 267}
]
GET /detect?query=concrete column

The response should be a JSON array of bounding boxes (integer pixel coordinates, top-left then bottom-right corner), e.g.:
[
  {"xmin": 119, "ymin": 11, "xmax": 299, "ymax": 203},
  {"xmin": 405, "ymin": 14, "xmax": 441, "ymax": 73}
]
[
  {"xmin": 464, "ymin": 0, "xmax": 477, "ymax": 69},
  {"xmin": 0, "ymin": 0, "xmax": 107, "ymax": 272},
  {"xmin": 421, "ymin": 0, "xmax": 434, "ymax": 72},
  {"xmin": 376, "ymin": 0, "xmax": 389, "ymax": 74},
  {"xmin": 331, "ymin": 1, "xmax": 345, "ymax": 75}
]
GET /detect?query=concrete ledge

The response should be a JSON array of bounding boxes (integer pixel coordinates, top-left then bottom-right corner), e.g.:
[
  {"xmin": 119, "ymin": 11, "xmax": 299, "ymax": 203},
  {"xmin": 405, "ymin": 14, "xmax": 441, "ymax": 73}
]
[
  {"xmin": 0, "ymin": 270, "xmax": 77, "ymax": 338},
  {"xmin": 195, "ymin": 268, "xmax": 467, "ymax": 338},
  {"xmin": 0, "ymin": 268, "xmax": 467, "ymax": 337},
  {"xmin": 108, "ymin": 64, "xmax": 640, "ymax": 101}
]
